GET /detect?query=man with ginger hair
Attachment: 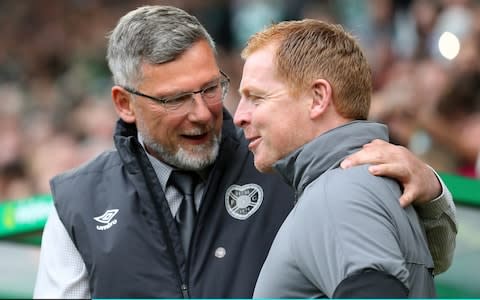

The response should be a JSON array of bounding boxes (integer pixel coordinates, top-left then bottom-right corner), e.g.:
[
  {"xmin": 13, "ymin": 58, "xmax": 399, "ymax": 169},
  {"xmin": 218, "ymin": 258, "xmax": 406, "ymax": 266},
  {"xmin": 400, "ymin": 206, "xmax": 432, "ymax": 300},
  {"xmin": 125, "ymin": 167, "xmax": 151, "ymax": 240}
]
[{"xmin": 234, "ymin": 19, "xmax": 445, "ymax": 298}]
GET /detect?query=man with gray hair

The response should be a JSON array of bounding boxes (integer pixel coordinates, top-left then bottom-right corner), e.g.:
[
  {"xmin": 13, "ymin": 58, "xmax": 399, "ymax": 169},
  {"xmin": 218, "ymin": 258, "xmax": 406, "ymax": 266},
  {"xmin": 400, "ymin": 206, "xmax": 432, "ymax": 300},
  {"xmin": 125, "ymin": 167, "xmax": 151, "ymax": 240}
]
[{"xmin": 34, "ymin": 5, "xmax": 456, "ymax": 298}]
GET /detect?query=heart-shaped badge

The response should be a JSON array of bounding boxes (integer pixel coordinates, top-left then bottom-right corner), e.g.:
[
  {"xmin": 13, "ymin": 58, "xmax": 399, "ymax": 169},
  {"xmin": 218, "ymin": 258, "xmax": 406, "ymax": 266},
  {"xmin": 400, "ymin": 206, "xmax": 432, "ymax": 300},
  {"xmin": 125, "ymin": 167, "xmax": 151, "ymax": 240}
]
[{"xmin": 225, "ymin": 184, "xmax": 263, "ymax": 220}]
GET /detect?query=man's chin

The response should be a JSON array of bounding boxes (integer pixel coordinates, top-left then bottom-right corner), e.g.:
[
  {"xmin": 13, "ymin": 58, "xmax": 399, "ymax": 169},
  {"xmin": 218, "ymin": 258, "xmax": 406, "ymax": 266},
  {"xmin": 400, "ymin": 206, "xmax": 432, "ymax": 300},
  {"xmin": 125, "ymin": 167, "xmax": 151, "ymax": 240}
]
[
  {"xmin": 254, "ymin": 159, "xmax": 274, "ymax": 173},
  {"xmin": 173, "ymin": 146, "xmax": 218, "ymax": 171}
]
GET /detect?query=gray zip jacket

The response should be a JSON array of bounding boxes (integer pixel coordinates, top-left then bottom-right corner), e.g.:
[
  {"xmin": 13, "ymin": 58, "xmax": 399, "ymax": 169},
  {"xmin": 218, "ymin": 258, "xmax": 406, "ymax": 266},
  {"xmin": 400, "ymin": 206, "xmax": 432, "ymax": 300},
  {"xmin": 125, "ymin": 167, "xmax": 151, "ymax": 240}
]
[{"xmin": 254, "ymin": 121, "xmax": 437, "ymax": 298}]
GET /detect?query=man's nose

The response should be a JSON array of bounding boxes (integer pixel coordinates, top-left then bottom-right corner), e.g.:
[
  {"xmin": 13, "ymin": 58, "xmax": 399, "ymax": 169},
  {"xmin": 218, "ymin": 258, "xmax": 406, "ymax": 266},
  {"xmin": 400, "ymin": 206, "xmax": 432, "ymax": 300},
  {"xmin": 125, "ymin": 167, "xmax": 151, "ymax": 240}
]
[
  {"xmin": 188, "ymin": 93, "xmax": 214, "ymax": 122},
  {"xmin": 233, "ymin": 98, "xmax": 252, "ymax": 128}
]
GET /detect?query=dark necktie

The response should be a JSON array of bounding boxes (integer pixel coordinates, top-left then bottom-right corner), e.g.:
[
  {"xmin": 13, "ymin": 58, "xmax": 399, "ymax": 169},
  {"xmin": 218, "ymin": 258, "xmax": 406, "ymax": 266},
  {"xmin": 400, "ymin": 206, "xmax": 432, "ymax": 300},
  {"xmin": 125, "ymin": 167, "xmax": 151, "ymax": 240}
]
[{"xmin": 172, "ymin": 171, "xmax": 197, "ymax": 255}]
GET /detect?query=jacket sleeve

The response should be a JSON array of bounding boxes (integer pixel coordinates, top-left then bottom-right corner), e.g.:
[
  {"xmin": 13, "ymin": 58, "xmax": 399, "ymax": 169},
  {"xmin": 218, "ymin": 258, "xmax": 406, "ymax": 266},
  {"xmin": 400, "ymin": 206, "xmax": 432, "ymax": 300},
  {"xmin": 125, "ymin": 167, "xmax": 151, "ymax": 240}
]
[
  {"xmin": 415, "ymin": 170, "xmax": 457, "ymax": 275},
  {"xmin": 34, "ymin": 207, "xmax": 90, "ymax": 299},
  {"xmin": 333, "ymin": 269, "xmax": 408, "ymax": 298}
]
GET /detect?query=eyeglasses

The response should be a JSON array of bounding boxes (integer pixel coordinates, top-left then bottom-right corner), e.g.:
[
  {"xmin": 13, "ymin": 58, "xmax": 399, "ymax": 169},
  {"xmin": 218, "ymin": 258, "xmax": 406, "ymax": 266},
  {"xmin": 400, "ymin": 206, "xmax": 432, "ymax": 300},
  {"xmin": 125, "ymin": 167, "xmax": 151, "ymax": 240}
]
[{"xmin": 122, "ymin": 71, "xmax": 230, "ymax": 112}]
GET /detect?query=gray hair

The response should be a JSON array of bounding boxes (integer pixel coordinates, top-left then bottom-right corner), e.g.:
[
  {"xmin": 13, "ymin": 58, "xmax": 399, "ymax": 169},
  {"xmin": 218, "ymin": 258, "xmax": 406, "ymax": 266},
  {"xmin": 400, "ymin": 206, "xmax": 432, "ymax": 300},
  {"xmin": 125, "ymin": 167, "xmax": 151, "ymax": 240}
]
[{"xmin": 106, "ymin": 5, "xmax": 216, "ymax": 87}]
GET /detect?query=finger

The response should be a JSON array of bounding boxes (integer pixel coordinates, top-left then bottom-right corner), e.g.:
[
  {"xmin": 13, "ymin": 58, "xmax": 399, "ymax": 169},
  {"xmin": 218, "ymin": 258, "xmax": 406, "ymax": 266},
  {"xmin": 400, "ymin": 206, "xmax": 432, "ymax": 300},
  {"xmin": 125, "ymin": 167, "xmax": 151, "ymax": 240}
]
[
  {"xmin": 399, "ymin": 188, "xmax": 416, "ymax": 208},
  {"xmin": 362, "ymin": 139, "xmax": 389, "ymax": 149},
  {"xmin": 370, "ymin": 139, "xmax": 389, "ymax": 146},
  {"xmin": 368, "ymin": 163, "xmax": 408, "ymax": 180},
  {"xmin": 341, "ymin": 151, "xmax": 375, "ymax": 168},
  {"xmin": 340, "ymin": 157, "xmax": 353, "ymax": 169},
  {"xmin": 340, "ymin": 151, "xmax": 361, "ymax": 169},
  {"xmin": 362, "ymin": 142, "xmax": 373, "ymax": 149},
  {"xmin": 342, "ymin": 139, "xmax": 402, "ymax": 169},
  {"xmin": 341, "ymin": 149, "xmax": 385, "ymax": 169}
]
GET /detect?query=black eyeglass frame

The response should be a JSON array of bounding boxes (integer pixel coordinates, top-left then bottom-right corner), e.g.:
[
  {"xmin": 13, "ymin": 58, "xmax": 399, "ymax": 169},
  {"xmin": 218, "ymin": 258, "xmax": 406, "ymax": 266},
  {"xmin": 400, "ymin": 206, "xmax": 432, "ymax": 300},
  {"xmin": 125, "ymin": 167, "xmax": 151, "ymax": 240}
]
[{"xmin": 121, "ymin": 70, "xmax": 230, "ymax": 109}]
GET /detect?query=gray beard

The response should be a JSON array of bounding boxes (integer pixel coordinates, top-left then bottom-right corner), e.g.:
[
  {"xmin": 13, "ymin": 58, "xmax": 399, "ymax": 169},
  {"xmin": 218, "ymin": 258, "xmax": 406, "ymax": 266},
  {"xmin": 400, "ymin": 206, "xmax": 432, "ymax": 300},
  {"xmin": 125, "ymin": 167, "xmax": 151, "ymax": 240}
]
[{"xmin": 140, "ymin": 131, "xmax": 220, "ymax": 171}]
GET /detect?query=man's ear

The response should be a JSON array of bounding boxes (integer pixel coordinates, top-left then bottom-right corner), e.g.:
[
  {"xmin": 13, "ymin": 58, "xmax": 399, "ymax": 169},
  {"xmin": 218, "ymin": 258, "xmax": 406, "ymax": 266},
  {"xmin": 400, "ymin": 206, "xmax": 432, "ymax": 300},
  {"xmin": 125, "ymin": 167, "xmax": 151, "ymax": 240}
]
[
  {"xmin": 310, "ymin": 79, "xmax": 332, "ymax": 119},
  {"xmin": 112, "ymin": 86, "xmax": 136, "ymax": 123}
]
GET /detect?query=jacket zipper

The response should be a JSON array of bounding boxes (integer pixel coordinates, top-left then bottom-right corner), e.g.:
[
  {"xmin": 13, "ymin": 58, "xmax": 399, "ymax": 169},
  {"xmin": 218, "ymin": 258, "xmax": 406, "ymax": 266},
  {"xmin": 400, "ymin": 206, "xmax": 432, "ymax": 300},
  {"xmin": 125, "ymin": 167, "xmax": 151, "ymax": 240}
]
[
  {"xmin": 134, "ymin": 144, "xmax": 190, "ymax": 298},
  {"xmin": 181, "ymin": 283, "xmax": 189, "ymax": 298}
]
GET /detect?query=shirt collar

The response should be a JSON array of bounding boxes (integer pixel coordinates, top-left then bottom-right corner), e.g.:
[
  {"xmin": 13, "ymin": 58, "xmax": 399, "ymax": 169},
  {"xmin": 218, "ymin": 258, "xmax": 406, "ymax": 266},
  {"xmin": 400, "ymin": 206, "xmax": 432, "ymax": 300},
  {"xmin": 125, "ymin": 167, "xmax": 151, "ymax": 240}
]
[{"xmin": 138, "ymin": 133, "xmax": 173, "ymax": 192}]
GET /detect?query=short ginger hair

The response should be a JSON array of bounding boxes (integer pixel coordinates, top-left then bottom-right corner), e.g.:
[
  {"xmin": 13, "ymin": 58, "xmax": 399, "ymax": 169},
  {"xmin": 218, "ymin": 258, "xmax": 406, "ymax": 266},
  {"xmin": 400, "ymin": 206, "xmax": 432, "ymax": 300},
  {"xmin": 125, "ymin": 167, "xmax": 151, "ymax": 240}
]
[{"xmin": 242, "ymin": 19, "xmax": 372, "ymax": 120}]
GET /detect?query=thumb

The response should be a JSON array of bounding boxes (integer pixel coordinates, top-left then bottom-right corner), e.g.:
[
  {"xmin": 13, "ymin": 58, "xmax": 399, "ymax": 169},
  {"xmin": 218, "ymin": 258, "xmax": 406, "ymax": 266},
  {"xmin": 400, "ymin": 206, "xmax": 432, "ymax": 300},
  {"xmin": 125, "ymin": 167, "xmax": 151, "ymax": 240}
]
[
  {"xmin": 399, "ymin": 188, "xmax": 415, "ymax": 208},
  {"xmin": 340, "ymin": 157, "xmax": 353, "ymax": 169}
]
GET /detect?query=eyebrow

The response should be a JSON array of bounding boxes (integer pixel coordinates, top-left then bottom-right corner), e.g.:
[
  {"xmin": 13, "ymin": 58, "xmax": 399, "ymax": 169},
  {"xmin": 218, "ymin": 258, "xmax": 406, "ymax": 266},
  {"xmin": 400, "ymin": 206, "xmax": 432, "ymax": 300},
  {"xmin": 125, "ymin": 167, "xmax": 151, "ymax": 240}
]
[
  {"xmin": 238, "ymin": 83, "xmax": 251, "ymax": 95},
  {"xmin": 238, "ymin": 85, "xmax": 263, "ymax": 98},
  {"xmin": 238, "ymin": 88, "xmax": 251, "ymax": 99}
]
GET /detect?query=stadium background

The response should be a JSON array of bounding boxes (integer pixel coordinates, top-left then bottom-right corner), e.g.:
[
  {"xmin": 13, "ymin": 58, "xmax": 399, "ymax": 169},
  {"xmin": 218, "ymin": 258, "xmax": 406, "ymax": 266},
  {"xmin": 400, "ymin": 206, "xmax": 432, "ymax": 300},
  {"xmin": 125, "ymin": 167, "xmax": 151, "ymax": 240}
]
[{"xmin": 0, "ymin": 0, "xmax": 479, "ymax": 297}]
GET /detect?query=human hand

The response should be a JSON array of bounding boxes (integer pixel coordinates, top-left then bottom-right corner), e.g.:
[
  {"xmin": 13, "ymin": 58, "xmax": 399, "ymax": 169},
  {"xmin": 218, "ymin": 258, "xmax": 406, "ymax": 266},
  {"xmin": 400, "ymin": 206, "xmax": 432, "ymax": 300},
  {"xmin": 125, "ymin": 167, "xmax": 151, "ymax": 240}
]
[{"xmin": 340, "ymin": 139, "xmax": 442, "ymax": 207}]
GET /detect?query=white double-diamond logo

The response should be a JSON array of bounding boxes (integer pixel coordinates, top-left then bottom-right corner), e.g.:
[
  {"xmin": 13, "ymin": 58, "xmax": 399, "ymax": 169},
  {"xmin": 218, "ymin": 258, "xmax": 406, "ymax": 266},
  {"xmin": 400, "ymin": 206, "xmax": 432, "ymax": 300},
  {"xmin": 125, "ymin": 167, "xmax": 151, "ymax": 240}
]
[
  {"xmin": 93, "ymin": 209, "xmax": 119, "ymax": 231},
  {"xmin": 225, "ymin": 184, "xmax": 263, "ymax": 220}
]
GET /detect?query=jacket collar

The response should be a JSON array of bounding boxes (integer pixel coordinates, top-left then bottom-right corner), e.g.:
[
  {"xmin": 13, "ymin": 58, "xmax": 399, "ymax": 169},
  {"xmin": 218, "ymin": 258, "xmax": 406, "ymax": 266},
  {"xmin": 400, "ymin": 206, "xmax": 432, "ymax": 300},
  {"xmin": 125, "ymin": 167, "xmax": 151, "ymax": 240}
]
[{"xmin": 273, "ymin": 121, "xmax": 389, "ymax": 196}]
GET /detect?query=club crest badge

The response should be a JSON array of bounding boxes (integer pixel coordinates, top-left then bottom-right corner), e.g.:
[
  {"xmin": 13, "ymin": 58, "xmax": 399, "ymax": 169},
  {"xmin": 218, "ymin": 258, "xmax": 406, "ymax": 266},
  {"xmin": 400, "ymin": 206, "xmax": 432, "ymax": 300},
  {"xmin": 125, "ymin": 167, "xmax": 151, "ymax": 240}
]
[{"xmin": 225, "ymin": 184, "xmax": 263, "ymax": 220}]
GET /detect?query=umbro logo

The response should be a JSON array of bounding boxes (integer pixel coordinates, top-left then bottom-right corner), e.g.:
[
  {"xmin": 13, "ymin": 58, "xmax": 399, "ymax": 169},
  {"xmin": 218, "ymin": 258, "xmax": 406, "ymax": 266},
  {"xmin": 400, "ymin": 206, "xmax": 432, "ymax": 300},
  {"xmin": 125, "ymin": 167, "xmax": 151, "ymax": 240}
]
[{"xmin": 93, "ymin": 209, "xmax": 119, "ymax": 231}]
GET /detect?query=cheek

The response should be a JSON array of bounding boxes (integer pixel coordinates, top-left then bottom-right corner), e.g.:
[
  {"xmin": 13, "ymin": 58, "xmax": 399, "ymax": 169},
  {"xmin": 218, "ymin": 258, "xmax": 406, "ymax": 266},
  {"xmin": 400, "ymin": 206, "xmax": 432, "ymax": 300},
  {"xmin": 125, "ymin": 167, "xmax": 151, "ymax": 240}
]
[
  {"xmin": 135, "ymin": 103, "xmax": 166, "ymax": 125},
  {"xmin": 211, "ymin": 103, "xmax": 224, "ymax": 128},
  {"xmin": 145, "ymin": 112, "xmax": 183, "ymax": 140},
  {"xmin": 263, "ymin": 119, "xmax": 299, "ymax": 158},
  {"xmin": 262, "ymin": 119, "xmax": 289, "ymax": 145}
]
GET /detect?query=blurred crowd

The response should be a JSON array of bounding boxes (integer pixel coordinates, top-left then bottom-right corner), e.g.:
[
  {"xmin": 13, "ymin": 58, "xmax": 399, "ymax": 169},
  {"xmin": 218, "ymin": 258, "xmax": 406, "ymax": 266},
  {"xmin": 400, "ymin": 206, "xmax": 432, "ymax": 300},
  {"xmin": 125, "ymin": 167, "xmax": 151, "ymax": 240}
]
[{"xmin": 1, "ymin": 0, "xmax": 479, "ymax": 202}]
